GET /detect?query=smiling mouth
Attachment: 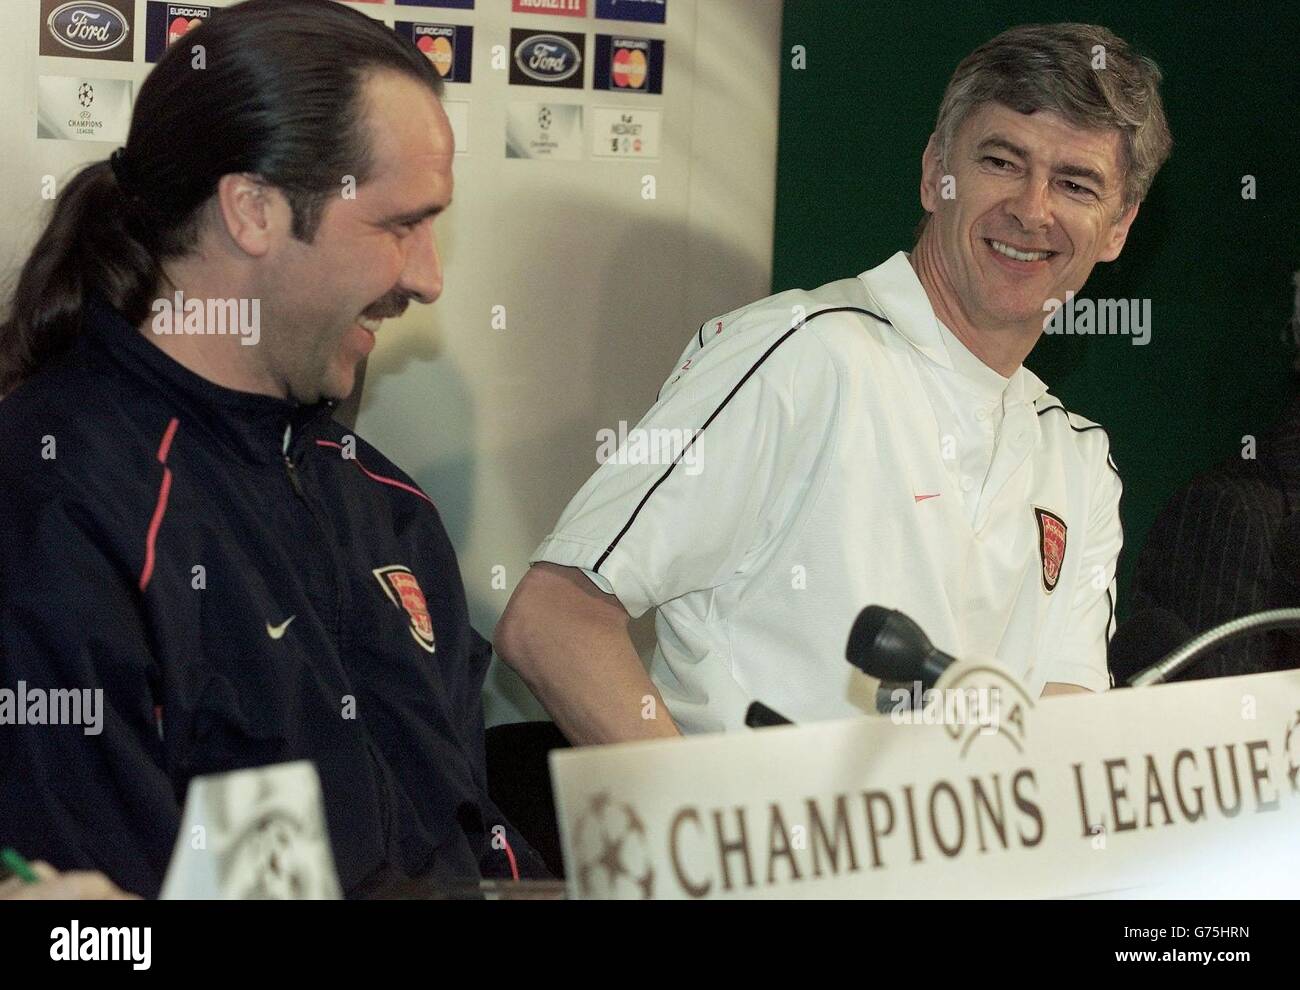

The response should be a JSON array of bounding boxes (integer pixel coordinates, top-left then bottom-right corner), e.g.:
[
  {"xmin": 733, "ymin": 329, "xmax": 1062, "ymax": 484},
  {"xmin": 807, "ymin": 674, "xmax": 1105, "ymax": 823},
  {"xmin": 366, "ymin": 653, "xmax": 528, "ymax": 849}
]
[{"xmin": 984, "ymin": 238, "xmax": 1058, "ymax": 263}]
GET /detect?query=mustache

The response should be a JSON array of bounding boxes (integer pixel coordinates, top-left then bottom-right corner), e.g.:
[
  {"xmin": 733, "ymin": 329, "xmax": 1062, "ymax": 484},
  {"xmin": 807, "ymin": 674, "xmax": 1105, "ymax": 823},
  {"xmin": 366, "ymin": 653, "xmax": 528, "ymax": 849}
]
[{"xmin": 361, "ymin": 295, "xmax": 411, "ymax": 321}]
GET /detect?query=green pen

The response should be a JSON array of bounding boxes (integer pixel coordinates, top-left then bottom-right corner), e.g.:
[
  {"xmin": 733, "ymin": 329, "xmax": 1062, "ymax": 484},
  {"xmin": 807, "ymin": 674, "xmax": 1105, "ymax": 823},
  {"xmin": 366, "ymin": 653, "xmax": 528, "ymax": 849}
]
[{"xmin": 1, "ymin": 847, "xmax": 39, "ymax": 884}]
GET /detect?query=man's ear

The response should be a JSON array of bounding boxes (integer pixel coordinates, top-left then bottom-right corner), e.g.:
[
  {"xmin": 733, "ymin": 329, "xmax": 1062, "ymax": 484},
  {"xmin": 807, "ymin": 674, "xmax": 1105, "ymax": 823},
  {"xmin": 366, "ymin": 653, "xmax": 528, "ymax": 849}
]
[
  {"xmin": 1098, "ymin": 201, "xmax": 1140, "ymax": 262},
  {"xmin": 919, "ymin": 132, "xmax": 943, "ymax": 214},
  {"xmin": 214, "ymin": 173, "xmax": 285, "ymax": 258}
]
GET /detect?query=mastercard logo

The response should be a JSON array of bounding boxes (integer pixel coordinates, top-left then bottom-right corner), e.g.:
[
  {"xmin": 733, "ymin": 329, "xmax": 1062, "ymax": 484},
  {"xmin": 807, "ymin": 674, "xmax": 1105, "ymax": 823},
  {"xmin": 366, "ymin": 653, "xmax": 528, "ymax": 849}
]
[
  {"xmin": 416, "ymin": 34, "xmax": 455, "ymax": 77},
  {"xmin": 167, "ymin": 16, "xmax": 202, "ymax": 47},
  {"xmin": 612, "ymin": 47, "xmax": 647, "ymax": 89}
]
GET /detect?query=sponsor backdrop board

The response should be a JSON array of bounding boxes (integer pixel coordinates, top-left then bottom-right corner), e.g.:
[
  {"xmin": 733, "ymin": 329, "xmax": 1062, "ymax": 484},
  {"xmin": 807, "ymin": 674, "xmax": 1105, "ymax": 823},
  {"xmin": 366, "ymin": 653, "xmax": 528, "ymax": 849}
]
[
  {"xmin": 553, "ymin": 667, "xmax": 1300, "ymax": 898},
  {"xmin": 2, "ymin": 0, "xmax": 782, "ymax": 727}
]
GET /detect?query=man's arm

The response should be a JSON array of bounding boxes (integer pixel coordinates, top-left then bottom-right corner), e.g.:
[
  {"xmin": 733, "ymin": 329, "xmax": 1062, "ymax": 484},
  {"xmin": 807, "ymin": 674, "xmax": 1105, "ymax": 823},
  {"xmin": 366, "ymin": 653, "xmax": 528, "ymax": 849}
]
[
  {"xmin": 494, "ymin": 562, "xmax": 680, "ymax": 746},
  {"xmin": 1040, "ymin": 682, "xmax": 1092, "ymax": 697},
  {"xmin": 0, "ymin": 493, "xmax": 180, "ymax": 897}
]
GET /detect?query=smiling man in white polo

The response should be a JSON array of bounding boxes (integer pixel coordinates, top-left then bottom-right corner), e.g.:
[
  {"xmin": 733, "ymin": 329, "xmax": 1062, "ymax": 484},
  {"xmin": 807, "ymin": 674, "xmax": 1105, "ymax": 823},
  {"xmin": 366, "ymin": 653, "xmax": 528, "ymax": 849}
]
[{"xmin": 496, "ymin": 23, "xmax": 1172, "ymax": 741}]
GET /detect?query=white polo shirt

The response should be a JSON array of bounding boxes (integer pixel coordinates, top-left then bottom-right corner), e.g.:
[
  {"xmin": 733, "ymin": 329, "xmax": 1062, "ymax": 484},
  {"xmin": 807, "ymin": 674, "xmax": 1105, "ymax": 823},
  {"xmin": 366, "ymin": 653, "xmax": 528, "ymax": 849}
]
[{"xmin": 532, "ymin": 251, "xmax": 1122, "ymax": 733}]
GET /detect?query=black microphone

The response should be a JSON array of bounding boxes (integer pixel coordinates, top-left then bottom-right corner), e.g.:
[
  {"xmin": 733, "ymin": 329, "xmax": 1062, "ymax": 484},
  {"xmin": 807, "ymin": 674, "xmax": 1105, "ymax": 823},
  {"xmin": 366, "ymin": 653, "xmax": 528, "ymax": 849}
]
[
  {"xmin": 744, "ymin": 701, "xmax": 793, "ymax": 728},
  {"xmin": 1108, "ymin": 608, "xmax": 1193, "ymax": 687},
  {"xmin": 845, "ymin": 606, "xmax": 957, "ymax": 689}
]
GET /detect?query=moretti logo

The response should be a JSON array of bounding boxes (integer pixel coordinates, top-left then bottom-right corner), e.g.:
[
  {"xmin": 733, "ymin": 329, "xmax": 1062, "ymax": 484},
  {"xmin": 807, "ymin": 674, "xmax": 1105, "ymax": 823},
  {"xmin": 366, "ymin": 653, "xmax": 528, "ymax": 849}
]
[
  {"xmin": 510, "ymin": 31, "xmax": 584, "ymax": 88},
  {"xmin": 46, "ymin": 1, "xmax": 131, "ymax": 55}
]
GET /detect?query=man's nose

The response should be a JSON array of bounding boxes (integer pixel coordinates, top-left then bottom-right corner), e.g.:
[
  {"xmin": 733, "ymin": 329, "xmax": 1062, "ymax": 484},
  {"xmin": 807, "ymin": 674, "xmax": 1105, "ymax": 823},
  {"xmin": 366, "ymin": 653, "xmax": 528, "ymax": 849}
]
[
  {"xmin": 1006, "ymin": 175, "xmax": 1052, "ymax": 233},
  {"xmin": 400, "ymin": 222, "xmax": 443, "ymax": 305}
]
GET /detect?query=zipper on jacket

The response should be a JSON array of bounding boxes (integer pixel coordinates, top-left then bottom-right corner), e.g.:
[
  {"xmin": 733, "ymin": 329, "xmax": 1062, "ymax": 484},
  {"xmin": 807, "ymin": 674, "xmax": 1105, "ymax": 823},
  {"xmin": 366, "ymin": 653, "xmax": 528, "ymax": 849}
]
[
  {"xmin": 281, "ymin": 421, "xmax": 394, "ymax": 854},
  {"xmin": 282, "ymin": 423, "xmax": 307, "ymax": 499},
  {"xmin": 281, "ymin": 423, "xmax": 341, "ymax": 621}
]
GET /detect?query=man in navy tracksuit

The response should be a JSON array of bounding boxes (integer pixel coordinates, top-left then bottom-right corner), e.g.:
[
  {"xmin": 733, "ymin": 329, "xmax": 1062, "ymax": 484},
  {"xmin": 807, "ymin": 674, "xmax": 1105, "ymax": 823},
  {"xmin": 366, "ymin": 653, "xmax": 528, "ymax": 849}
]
[
  {"xmin": 0, "ymin": 296, "xmax": 543, "ymax": 896},
  {"xmin": 0, "ymin": 0, "xmax": 545, "ymax": 896}
]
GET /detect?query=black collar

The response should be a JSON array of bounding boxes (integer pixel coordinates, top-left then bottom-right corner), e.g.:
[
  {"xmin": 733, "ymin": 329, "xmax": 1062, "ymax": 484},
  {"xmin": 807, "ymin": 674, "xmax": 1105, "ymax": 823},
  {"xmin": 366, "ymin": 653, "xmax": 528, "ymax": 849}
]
[{"xmin": 84, "ymin": 293, "xmax": 338, "ymax": 466}]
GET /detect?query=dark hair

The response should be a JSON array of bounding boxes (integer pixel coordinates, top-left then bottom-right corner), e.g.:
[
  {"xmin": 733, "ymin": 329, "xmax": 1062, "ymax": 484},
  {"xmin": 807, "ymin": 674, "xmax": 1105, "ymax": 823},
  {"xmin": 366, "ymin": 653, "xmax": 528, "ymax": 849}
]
[{"xmin": 0, "ymin": 0, "xmax": 444, "ymax": 393}]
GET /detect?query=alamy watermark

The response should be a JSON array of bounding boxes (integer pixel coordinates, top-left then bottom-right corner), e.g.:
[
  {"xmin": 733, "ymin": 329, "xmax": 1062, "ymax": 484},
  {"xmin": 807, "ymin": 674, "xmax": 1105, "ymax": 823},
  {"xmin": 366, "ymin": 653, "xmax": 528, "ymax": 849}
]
[
  {"xmin": 0, "ymin": 682, "xmax": 103, "ymax": 736},
  {"xmin": 150, "ymin": 291, "xmax": 260, "ymax": 346},
  {"xmin": 886, "ymin": 682, "xmax": 1001, "ymax": 736},
  {"xmin": 1043, "ymin": 290, "xmax": 1151, "ymax": 346},
  {"xmin": 596, "ymin": 420, "xmax": 702, "ymax": 475}
]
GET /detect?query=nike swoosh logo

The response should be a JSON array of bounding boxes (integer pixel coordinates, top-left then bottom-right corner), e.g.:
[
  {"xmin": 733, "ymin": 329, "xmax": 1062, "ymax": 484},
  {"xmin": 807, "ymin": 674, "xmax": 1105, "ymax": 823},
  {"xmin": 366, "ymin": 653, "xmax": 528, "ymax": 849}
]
[
  {"xmin": 913, "ymin": 493, "xmax": 941, "ymax": 503},
  {"xmin": 266, "ymin": 616, "xmax": 296, "ymax": 640}
]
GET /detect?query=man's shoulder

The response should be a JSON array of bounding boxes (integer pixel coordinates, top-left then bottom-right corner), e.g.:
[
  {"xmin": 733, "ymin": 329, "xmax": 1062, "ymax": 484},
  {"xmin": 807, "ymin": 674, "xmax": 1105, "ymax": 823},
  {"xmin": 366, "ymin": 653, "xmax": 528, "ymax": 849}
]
[
  {"xmin": 1032, "ymin": 395, "xmax": 1117, "ymax": 463},
  {"xmin": 700, "ymin": 276, "xmax": 888, "ymax": 351},
  {"xmin": 0, "ymin": 358, "xmax": 159, "ymax": 509},
  {"xmin": 660, "ymin": 276, "xmax": 891, "ymax": 404},
  {"xmin": 309, "ymin": 417, "xmax": 443, "ymax": 518},
  {"xmin": 1027, "ymin": 395, "xmax": 1127, "ymax": 514}
]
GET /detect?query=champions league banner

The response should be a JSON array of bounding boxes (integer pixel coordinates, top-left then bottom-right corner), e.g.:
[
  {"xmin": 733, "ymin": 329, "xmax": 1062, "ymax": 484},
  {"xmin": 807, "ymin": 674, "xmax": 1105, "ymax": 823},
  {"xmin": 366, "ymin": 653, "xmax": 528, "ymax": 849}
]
[{"xmin": 553, "ymin": 665, "xmax": 1300, "ymax": 899}]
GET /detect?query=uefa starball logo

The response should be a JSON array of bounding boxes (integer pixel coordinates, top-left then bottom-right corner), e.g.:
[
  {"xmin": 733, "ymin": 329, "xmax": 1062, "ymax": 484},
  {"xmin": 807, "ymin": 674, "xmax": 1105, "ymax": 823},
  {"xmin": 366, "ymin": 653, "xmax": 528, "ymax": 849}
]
[
  {"xmin": 77, "ymin": 82, "xmax": 94, "ymax": 108},
  {"xmin": 571, "ymin": 791, "xmax": 655, "ymax": 899}
]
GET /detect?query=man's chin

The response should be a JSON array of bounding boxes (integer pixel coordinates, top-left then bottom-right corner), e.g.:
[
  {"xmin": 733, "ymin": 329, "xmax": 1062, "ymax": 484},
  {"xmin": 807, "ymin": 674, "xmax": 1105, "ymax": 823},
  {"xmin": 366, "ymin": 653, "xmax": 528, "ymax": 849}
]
[
  {"xmin": 320, "ymin": 362, "xmax": 362, "ymax": 404},
  {"xmin": 976, "ymin": 293, "xmax": 1055, "ymax": 330}
]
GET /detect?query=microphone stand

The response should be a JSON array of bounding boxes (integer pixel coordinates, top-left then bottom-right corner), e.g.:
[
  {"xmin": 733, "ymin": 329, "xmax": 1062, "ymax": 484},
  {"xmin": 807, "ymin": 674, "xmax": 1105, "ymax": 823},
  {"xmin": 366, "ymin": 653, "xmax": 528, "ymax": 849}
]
[{"xmin": 1129, "ymin": 608, "xmax": 1300, "ymax": 686}]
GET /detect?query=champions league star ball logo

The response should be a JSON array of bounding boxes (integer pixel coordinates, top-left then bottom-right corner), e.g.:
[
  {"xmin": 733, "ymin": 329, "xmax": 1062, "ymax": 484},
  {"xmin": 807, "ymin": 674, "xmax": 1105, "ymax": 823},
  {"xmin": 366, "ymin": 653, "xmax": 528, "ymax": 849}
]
[
  {"xmin": 77, "ymin": 82, "xmax": 94, "ymax": 108},
  {"xmin": 571, "ymin": 791, "xmax": 654, "ymax": 899}
]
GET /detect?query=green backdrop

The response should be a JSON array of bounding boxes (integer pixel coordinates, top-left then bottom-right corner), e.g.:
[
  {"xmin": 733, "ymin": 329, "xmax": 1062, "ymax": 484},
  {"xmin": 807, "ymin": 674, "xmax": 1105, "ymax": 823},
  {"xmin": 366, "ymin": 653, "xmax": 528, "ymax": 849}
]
[{"xmin": 774, "ymin": 1, "xmax": 1300, "ymax": 619}]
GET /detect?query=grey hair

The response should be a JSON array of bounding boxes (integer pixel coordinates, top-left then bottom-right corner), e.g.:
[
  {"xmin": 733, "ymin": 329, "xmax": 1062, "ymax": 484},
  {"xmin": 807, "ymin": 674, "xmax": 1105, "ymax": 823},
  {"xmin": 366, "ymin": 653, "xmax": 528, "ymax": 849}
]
[{"xmin": 920, "ymin": 23, "xmax": 1172, "ymax": 235}]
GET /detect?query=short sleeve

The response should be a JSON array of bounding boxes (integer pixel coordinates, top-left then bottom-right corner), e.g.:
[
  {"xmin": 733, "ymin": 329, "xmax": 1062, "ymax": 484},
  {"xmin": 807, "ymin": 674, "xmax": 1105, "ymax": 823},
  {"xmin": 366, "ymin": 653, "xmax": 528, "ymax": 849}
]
[
  {"xmin": 1042, "ymin": 444, "xmax": 1123, "ymax": 692},
  {"xmin": 532, "ymin": 325, "xmax": 839, "ymax": 618}
]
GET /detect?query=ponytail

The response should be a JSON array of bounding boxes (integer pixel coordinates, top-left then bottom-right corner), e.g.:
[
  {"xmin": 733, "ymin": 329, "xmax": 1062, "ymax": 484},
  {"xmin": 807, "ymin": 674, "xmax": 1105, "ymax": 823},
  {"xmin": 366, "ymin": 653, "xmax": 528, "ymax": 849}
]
[{"xmin": 0, "ymin": 158, "xmax": 158, "ymax": 393}]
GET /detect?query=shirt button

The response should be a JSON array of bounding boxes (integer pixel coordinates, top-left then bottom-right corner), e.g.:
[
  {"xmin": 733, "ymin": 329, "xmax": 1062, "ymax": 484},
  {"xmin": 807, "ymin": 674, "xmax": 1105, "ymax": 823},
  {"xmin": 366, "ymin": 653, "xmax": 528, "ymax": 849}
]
[
  {"xmin": 976, "ymin": 407, "xmax": 989, "ymax": 422},
  {"xmin": 960, "ymin": 476, "xmax": 974, "ymax": 492}
]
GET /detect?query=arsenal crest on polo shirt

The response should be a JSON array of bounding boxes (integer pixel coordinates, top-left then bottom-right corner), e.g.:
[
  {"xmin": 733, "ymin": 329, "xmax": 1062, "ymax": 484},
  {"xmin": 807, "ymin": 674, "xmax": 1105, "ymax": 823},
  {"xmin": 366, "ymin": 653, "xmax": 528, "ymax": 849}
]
[
  {"xmin": 1033, "ymin": 507, "xmax": 1067, "ymax": 593},
  {"xmin": 372, "ymin": 565, "xmax": 437, "ymax": 653}
]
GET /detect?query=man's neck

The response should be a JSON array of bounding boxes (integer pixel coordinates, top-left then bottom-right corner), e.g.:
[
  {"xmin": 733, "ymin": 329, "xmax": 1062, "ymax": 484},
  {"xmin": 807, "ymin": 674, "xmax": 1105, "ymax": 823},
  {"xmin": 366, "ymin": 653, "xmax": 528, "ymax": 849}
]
[
  {"xmin": 139, "ymin": 268, "xmax": 285, "ymax": 398},
  {"xmin": 908, "ymin": 230, "xmax": 1037, "ymax": 378}
]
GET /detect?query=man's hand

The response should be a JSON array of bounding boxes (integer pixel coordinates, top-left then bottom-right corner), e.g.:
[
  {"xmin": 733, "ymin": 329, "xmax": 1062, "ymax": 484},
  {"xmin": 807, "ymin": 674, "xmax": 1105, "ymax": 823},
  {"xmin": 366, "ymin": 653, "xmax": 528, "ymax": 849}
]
[
  {"xmin": 495, "ymin": 562, "xmax": 681, "ymax": 745},
  {"xmin": 0, "ymin": 860, "xmax": 140, "ymax": 900}
]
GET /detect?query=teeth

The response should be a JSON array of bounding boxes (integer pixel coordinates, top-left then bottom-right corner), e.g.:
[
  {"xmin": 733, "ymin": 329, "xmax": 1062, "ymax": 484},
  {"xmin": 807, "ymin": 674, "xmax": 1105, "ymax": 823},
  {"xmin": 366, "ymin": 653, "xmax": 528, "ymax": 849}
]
[
  {"xmin": 358, "ymin": 316, "xmax": 382, "ymax": 333},
  {"xmin": 988, "ymin": 239, "xmax": 1053, "ymax": 263}
]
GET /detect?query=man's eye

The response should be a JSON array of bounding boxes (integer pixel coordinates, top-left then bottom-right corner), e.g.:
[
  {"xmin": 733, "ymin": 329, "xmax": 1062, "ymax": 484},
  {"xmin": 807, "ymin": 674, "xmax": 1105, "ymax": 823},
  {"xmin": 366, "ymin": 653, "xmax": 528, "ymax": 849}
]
[
  {"xmin": 984, "ymin": 156, "xmax": 1013, "ymax": 170},
  {"xmin": 1061, "ymin": 180, "xmax": 1096, "ymax": 198}
]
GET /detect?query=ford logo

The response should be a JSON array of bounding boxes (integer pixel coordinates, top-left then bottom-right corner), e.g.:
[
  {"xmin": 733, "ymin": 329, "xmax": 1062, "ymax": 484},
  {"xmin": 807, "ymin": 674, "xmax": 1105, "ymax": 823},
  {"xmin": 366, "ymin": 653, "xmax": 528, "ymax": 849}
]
[
  {"xmin": 48, "ymin": 2, "xmax": 130, "ymax": 54},
  {"xmin": 513, "ymin": 34, "xmax": 582, "ymax": 84}
]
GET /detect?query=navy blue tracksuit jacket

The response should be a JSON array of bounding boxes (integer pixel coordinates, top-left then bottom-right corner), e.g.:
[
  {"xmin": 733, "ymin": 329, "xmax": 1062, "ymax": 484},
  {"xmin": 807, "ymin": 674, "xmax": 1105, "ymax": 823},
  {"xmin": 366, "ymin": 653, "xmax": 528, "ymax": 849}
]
[{"xmin": 0, "ymin": 295, "xmax": 545, "ymax": 896}]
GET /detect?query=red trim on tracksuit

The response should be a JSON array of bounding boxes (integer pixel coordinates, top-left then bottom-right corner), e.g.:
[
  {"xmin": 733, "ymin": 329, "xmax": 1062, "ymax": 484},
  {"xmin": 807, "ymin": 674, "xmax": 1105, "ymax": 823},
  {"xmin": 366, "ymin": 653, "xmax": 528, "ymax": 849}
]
[
  {"xmin": 139, "ymin": 417, "xmax": 180, "ymax": 591},
  {"xmin": 315, "ymin": 439, "xmax": 436, "ymax": 507}
]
